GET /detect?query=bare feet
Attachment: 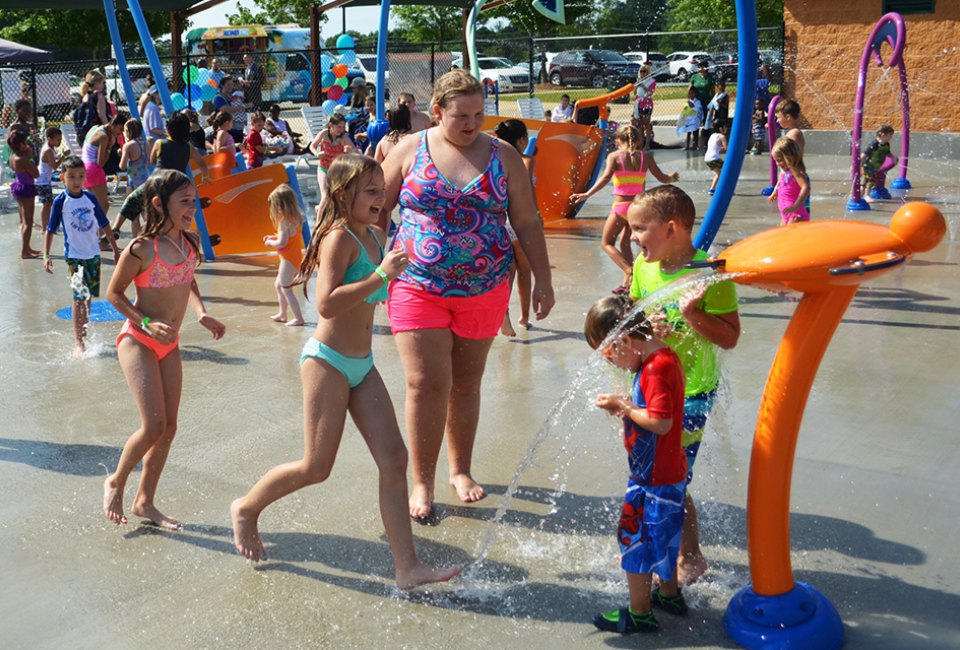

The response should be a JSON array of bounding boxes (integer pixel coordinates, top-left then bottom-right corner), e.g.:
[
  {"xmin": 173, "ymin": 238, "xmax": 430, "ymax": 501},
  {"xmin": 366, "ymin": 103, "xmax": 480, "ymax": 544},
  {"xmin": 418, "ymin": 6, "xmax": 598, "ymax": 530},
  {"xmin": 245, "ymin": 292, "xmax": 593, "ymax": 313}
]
[
  {"xmin": 450, "ymin": 473, "xmax": 485, "ymax": 503},
  {"xmin": 131, "ymin": 502, "xmax": 182, "ymax": 530},
  {"xmin": 395, "ymin": 562, "xmax": 462, "ymax": 590},
  {"xmin": 270, "ymin": 313, "xmax": 287, "ymax": 323},
  {"xmin": 230, "ymin": 499, "xmax": 266, "ymax": 560},
  {"xmin": 21, "ymin": 250, "xmax": 41, "ymax": 259},
  {"xmin": 285, "ymin": 318, "xmax": 304, "ymax": 327},
  {"xmin": 517, "ymin": 317, "xmax": 531, "ymax": 330},
  {"xmin": 677, "ymin": 553, "xmax": 709, "ymax": 586},
  {"xmin": 103, "ymin": 477, "xmax": 127, "ymax": 525},
  {"xmin": 408, "ymin": 484, "xmax": 434, "ymax": 519},
  {"xmin": 500, "ymin": 311, "xmax": 516, "ymax": 337}
]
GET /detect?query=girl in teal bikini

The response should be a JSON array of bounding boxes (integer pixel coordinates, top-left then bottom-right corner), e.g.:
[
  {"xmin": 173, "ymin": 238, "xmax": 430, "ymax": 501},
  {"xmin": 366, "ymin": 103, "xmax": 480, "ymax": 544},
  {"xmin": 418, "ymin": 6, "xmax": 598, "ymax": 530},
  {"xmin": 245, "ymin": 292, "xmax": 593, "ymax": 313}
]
[{"xmin": 230, "ymin": 154, "xmax": 459, "ymax": 589}]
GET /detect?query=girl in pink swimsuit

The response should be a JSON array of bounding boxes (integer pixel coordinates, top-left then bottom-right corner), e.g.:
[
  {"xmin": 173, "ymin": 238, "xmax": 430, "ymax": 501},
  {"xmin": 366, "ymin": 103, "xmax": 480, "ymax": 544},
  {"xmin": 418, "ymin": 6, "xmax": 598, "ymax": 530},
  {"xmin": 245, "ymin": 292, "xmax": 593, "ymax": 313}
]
[
  {"xmin": 570, "ymin": 125, "xmax": 679, "ymax": 292},
  {"xmin": 103, "ymin": 169, "xmax": 226, "ymax": 531},
  {"xmin": 308, "ymin": 113, "xmax": 355, "ymax": 203},
  {"xmin": 769, "ymin": 136, "xmax": 810, "ymax": 225}
]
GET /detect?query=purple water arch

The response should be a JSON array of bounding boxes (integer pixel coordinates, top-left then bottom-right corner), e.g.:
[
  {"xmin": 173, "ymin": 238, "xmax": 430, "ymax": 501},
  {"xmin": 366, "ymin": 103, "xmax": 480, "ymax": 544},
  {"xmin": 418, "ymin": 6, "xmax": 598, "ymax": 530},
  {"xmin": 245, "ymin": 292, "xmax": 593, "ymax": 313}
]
[
  {"xmin": 761, "ymin": 94, "xmax": 782, "ymax": 196},
  {"xmin": 848, "ymin": 12, "xmax": 911, "ymax": 211}
]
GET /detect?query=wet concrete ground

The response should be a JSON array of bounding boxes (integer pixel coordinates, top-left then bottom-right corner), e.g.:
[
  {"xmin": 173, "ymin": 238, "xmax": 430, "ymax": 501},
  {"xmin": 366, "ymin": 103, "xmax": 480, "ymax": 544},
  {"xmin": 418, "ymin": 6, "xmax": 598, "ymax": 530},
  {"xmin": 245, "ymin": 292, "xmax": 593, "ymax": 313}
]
[{"xmin": 1, "ymin": 144, "xmax": 958, "ymax": 649}]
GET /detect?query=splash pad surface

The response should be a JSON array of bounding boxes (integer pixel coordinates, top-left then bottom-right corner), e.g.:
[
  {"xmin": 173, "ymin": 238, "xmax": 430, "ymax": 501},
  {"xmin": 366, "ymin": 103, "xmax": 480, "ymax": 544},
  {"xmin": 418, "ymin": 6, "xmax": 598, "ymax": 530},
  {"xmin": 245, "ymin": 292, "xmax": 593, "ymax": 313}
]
[{"xmin": 0, "ymin": 151, "xmax": 958, "ymax": 648}]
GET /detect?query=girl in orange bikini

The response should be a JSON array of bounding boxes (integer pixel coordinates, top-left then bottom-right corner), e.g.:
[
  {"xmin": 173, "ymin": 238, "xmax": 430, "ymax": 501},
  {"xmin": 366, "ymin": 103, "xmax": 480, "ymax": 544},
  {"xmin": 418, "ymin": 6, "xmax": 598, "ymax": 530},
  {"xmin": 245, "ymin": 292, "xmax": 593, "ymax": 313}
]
[
  {"xmin": 570, "ymin": 125, "xmax": 679, "ymax": 292},
  {"xmin": 264, "ymin": 183, "xmax": 304, "ymax": 326},
  {"xmin": 103, "ymin": 169, "xmax": 226, "ymax": 531}
]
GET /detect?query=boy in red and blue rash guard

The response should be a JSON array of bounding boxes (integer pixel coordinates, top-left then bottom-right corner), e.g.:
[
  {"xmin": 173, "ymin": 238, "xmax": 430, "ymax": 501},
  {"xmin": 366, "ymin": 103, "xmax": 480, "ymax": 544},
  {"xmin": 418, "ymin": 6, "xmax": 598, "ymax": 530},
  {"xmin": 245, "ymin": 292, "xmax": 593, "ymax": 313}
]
[{"xmin": 585, "ymin": 295, "xmax": 689, "ymax": 634}]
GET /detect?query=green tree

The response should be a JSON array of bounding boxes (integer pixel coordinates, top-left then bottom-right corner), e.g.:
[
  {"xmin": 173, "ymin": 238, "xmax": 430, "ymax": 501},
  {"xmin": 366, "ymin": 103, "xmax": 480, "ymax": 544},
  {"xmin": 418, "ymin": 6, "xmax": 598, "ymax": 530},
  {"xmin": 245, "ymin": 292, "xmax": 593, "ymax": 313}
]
[
  {"xmin": 666, "ymin": 0, "xmax": 784, "ymax": 31},
  {"xmin": 392, "ymin": 6, "xmax": 466, "ymax": 45},
  {"xmin": 0, "ymin": 9, "xmax": 168, "ymax": 58},
  {"xmin": 485, "ymin": 1, "xmax": 594, "ymax": 38},
  {"xmin": 227, "ymin": 0, "xmax": 327, "ymax": 28},
  {"xmin": 593, "ymin": 1, "xmax": 671, "ymax": 34}
]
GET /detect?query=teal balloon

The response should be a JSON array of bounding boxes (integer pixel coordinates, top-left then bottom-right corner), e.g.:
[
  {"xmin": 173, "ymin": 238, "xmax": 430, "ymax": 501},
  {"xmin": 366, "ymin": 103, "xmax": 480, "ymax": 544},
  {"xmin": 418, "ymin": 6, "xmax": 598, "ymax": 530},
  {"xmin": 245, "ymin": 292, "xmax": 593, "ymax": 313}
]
[
  {"xmin": 334, "ymin": 77, "xmax": 349, "ymax": 89},
  {"xmin": 321, "ymin": 99, "xmax": 337, "ymax": 115},
  {"xmin": 170, "ymin": 93, "xmax": 187, "ymax": 110},
  {"xmin": 336, "ymin": 34, "xmax": 355, "ymax": 51},
  {"xmin": 201, "ymin": 84, "xmax": 217, "ymax": 101},
  {"xmin": 321, "ymin": 71, "xmax": 336, "ymax": 88},
  {"xmin": 191, "ymin": 97, "xmax": 204, "ymax": 111},
  {"xmin": 320, "ymin": 54, "xmax": 333, "ymax": 73},
  {"xmin": 188, "ymin": 84, "xmax": 203, "ymax": 101},
  {"xmin": 338, "ymin": 50, "xmax": 357, "ymax": 66},
  {"xmin": 182, "ymin": 65, "xmax": 200, "ymax": 84}
]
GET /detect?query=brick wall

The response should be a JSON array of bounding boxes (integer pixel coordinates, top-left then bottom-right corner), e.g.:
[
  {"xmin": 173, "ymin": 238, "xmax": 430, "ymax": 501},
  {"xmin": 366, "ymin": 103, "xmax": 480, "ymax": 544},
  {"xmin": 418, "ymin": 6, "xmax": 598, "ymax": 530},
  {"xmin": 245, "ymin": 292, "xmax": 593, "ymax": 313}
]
[{"xmin": 784, "ymin": 0, "xmax": 959, "ymax": 132}]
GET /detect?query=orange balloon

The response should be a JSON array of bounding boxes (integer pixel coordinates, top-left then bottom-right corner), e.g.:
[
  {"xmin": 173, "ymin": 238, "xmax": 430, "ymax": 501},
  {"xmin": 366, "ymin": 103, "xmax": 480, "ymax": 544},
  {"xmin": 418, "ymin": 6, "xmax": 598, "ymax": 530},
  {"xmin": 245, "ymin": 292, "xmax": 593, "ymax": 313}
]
[{"xmin": 332, "ymin": 63, "xmax": 348, "ymax": 78}]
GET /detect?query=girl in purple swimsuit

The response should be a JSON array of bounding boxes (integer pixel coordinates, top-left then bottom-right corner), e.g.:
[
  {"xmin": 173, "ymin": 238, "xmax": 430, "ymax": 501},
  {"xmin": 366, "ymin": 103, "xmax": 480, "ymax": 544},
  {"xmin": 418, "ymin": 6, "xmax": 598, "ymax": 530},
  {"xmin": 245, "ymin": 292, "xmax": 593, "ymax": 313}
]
[
  {"xmin": 7, "ymin": 130, "xmax": 40, "ymax": 258},
  {"xmin": 379, "ymin": 70, "xmax": 556, "ymax": 519}
]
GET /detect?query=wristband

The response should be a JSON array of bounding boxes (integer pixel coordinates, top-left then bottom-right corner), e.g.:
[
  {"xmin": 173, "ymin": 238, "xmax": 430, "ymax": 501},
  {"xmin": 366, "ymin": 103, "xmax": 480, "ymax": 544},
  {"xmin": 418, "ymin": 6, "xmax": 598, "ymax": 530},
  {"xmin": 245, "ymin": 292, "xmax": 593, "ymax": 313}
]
[
  {"xmin": 140, "ymin": 316, "xmax": 151, "ymax": 333},
  {"xmin": 42, "ymin": 254, "xmax": 50, "ymax": 260},
  {"xmin": 374, "ymin": 267, "xmax": 389, "ymax": 286}
]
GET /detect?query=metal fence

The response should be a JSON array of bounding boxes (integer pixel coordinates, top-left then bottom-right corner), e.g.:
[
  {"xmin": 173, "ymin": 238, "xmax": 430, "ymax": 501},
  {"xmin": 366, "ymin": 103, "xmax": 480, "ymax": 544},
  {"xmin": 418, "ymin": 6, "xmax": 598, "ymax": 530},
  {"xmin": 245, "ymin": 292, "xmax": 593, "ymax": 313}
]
[{"xmin": 0, "ymin": 26, "xmax": 783, "ymax": 133}]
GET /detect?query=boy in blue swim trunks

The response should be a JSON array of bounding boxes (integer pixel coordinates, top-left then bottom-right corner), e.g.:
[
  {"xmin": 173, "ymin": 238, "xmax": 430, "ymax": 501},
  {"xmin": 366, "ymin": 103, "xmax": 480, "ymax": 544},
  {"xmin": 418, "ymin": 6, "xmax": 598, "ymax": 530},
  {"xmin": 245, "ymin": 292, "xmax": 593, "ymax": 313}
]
[
  {"xmin": 42, "ymin": 155, "xmax": 120, "ymax": 354},
  {"xmin": 585, "ymin": 295, "xmax": 689, "ymax": 634},
  {"xmin": 627, "ymin": 185, "xmax": 740, "ymax": 585}
]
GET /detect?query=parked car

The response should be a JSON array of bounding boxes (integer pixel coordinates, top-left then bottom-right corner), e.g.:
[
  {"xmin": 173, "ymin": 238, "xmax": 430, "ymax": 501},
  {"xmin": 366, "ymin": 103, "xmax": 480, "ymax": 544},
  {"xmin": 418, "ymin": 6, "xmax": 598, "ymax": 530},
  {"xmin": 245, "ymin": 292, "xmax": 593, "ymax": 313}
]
[
  {"xmin": 623, "ymin": 51, "xmax": 670, "ymax": 81},
  {"xmin": 665, "ymin": 51, "xmax": 711, "ymax": 81},
  {"xmin": 355, "ymin": 54, "xmax": 387, "ymax": 98},
  {"xmin": 103, "ymin": 64, "xmax": 171, "ymax": 105},
  {"xmin": 708, "ymin": 51, "xmax": 738, "ymax": 81},
  {"xmin": 547, "ymin": 49, "xmax": 640, "ymax": 89},
  {"xmin": 476, "ymin": 57, "xmax": 530, "ymax": 93}
]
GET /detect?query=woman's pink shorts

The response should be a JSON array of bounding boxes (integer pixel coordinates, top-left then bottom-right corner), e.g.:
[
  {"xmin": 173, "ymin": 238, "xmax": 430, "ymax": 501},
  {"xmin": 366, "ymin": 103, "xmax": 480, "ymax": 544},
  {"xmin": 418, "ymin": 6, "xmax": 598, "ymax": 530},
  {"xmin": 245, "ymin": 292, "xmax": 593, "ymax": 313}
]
[
  {"xmin": 83, "ymin": 162, "xmax": 107, "ymax": 188},
  {"xmin": 387, "ymin": 280, "xmax": 510, "ymax": 340}
]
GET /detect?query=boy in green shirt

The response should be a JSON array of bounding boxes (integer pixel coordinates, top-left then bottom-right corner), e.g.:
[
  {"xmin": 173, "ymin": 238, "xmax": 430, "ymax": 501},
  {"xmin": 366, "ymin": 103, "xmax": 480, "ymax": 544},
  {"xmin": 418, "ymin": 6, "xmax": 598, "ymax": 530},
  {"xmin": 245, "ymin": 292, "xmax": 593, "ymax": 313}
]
[{"xmin": 627, "ymin": 185, "xmax": 741, "ymax": 585}]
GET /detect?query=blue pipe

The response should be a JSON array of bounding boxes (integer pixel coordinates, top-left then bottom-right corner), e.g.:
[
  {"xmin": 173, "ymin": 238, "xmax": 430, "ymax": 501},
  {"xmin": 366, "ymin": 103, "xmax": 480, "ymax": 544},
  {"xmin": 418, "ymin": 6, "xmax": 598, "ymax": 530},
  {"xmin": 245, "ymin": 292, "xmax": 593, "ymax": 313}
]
[
  {"xmin": 364, "ymin": 0, "xmax": 391, "ymax": 152},
  {"xmin": 693, "ymin": 0, "xmax": 758, "ymax": 251},
  {"xmin": 125, "ymin": 0, "xmax": 215, "ymax": 260},
  {"xmin": 102, "ymin": 0, "xmax": 140, "ymax": 121}
]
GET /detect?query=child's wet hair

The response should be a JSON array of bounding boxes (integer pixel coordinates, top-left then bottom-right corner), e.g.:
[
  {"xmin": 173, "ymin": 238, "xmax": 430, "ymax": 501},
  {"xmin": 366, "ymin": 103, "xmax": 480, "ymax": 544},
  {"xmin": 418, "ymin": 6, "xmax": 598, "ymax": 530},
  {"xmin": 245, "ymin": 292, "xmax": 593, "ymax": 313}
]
[
  {"xmin": 615, "ymin": 124, "xmax": 641, "ymax": 152},
  {"xmin": 877, "ymin": 124, "xmax": 894, "ymax": 137},
  {"xmin": 267, "ymin": 183, "xmax": 302, "ymax": 231},
  {"xmin": 250, "ymin": 111, "xmax": 266, "ymax": 124},
  {"xmin": 45, "ymin": 125, "xmax": 62, "ymax": 139},
  {"xmin": 166, "ymin": 112, "xmax": 191, "ymax": 142},
  {"xmin": 713, "ymin": 118, "xmax": 729, "ymax": 132},
  {"xmin": 494, "ymin": 119, "xmax": 527, "ymax": 150},
  {"xmin": 13, "ymin": 98, "xmax": 31, "ymax": 114},
  {"xmin": 136, "ymin": 169, "xmax": 201, "ymax": 261},
  {"xmin": 584, "ymin": 294, "xmax": 653, "ymax": 350},
  {"xmin": 124, "ymin": 117, "xmax": 144, "ymax": 140},
  {"xmin": 6, "ymin": 129, "xmax": 29, "ymax": 151},
  {"xmin": 776, "ymin": 99, "xmax": 800, "ymax": 118},
  {"xmin": 632, "ymin": 185, "xmax": 696, "ymax": 230},
  {"xmin": 771, "ymin": 136, "xmax": 806, "ymax": 175},
  {"xmin": 208, "ymin": 110, "xmax": 233, "ymax": 129},
  {"xmin": 387, "ymin": 103, "xmax": 412, "ymax": 136},
  {"xmin": 431, "ymin": 69, "xmax": 483, "ymax": 109},
  {"xmin": 327, "ymin": 113, "xmax": 347, "ymax": 127},
  {"xmin": 61, "ymin": 155, "xmax": 84, "ymax": 172},
  {"xmin": 293, "ymin": 153, "xmax": 381, "ymax": 296}
]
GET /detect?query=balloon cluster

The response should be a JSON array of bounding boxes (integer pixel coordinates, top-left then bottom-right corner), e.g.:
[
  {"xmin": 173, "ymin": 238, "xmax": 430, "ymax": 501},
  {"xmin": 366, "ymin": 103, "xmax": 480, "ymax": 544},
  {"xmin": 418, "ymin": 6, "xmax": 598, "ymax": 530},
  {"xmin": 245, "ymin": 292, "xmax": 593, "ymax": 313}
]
[
  {"xmin": 321, "ymin": 34, "xmax": 358, "ymax": 116},
  {"xmin": 171, "ymin": 65, "xmax": 219, "ymax": 111}
]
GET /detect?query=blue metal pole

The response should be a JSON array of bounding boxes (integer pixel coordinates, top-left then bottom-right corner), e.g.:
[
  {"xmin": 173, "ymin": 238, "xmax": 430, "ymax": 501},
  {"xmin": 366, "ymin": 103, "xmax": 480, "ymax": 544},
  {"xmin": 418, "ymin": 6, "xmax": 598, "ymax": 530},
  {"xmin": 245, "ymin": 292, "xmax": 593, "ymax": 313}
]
[
  {"xmin": 102, "ymin": 0, "xmax": 140, "ymax": 121},
  {"xmin": 693, "ymin": 0, "xmax": 758, "ymax": 251},
  {"xmin": 125, "ymin": 0, "xmax": 214, "ymax": 260},
  {"xmin": 365, "ymin": 0, "xmax": 391, "ymax": 151}
]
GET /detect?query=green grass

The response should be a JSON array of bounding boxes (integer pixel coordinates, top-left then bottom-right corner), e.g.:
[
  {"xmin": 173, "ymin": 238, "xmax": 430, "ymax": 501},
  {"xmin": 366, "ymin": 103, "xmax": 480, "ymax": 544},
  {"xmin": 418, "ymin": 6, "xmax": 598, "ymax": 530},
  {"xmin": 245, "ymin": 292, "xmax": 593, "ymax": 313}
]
[{"xmin": 500, "ymin": 83, "xmax": 780, "ymax": 106}]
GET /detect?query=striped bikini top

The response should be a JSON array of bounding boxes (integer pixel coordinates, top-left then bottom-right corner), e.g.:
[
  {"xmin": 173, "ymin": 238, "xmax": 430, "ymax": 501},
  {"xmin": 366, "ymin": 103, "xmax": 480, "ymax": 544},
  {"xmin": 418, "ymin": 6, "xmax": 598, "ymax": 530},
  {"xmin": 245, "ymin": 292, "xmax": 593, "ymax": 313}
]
[
  {"xmin": 133, "ymin": 235, "xmax": 198, "ymax": 289},
  {"xmin": 612, "ymin": 150, "xmax": 646, "ymax": 196}
]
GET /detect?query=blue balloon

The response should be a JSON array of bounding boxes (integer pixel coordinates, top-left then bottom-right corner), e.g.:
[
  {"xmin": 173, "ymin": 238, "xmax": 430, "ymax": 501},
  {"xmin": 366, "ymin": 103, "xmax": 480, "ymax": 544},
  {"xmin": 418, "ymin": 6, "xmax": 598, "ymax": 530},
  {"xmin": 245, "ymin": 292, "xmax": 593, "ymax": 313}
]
[
  {"xmin": 336, "ymin": 33, "xmax": 355, "ymax": 52},
  {"xmin": 321, "ymin": 99, "xmax": 338, "ymax": 115},
  {"xmin": 201, "ymin": 84, "xmax": 217, "ymax": 101},
  {"xmin": 170, "ymin": 92, "xmax": 187, "ymax": 110},
  {"xmin": 188, "ymin": 84, "xmax": 203, "ymax": 101},
  {"xmin": 191, "ymin": 97, "xmax": 204, "ymax": 111},
  {"xmin": 197, "ymin": 68, "xmax": 212, "ymax": 85},
  {"xmin": 320, "ymin": 54, "xmax": 333, "ymax": 73},
  {"xmin": 321, "ymin": 71, "xmax": 336, "ymax": 88},
  {"xmin": 338, "ymin": 50, "xmax": 357, "ymax": 66}
]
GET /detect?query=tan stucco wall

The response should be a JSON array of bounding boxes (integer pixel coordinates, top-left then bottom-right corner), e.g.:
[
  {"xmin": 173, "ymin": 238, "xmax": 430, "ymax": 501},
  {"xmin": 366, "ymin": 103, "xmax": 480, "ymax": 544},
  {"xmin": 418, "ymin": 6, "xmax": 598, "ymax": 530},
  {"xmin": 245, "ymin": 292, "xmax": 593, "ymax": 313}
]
[{"xmin": 784, "ymin": 0, "xmax": 959, "ymax": 132}]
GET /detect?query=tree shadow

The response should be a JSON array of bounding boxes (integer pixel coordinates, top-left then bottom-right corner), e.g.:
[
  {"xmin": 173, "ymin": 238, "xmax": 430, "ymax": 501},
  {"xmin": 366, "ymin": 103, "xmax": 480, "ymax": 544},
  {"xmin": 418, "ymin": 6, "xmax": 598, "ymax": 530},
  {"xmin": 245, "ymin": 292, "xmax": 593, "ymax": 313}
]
[{"xmin": 0, "ymin": 437, "xmax": 119, "ymax": 476}]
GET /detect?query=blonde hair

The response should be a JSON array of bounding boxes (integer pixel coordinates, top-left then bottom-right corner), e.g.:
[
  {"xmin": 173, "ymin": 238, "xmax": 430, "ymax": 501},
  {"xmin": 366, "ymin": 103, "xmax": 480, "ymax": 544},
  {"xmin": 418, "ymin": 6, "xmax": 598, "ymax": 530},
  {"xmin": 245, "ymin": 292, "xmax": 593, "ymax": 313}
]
[
  {"xmin": 293, "ymin": 154, "xmax": 381, "ymax": 295},
  {"xmin": 430, "ymin": 69, "xmax": 483, "ymax": 110},
  {"xmin": 631, "ymin": 185, "xmax": 696, "ymax": 230},
  {"xmin": 771, "ymin": 136, "xmax": 806, "ymax": 176},
  {"xmin": 584, "ymin": 294, "xmax": 653, "ymax": 350},
  {"xmin": 267, "ymin": 184, "xmax": 302, "ymax": 232},
  {"xmin": 615, "ymin": 124, "xmax": 641, "ymax": 154},
  {"xmin": 80, "ymin": 70, "xmax": 105, "ymax": 98}
]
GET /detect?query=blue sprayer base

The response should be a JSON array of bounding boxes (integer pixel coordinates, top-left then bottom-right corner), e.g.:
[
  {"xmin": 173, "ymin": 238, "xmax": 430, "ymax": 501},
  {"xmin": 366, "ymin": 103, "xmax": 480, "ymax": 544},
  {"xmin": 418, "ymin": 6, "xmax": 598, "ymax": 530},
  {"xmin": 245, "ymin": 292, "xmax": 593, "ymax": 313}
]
[
  {"xmin": 724, "ymin": 582, "xmax": 844, "ymax": 650},
  {"xmin": 869, "ymin": 187, "xmax": 892, "ymax": 201},
  {"xmin": 761, "ymin": 185, "xmax": 775, "ymax": 196},
  {"xmin": 846, "ymin": 198, "xmax": 870, "ymax": 211},
  {"xmin": 890, "ymin": 177, "xmax": 912, "ymax": 190}
]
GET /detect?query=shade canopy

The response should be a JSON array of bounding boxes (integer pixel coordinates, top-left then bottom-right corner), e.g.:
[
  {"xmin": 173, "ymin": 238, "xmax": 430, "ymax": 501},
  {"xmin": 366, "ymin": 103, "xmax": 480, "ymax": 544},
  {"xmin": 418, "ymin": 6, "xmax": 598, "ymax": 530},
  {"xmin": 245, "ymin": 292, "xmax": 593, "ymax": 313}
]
[
  {"xmin": 0, "ymin": 37, "xmax": 53, "ymax": 63},
  {"xmin": 0, "ymin": 0, "xmax": 199, "ymax": 8}
]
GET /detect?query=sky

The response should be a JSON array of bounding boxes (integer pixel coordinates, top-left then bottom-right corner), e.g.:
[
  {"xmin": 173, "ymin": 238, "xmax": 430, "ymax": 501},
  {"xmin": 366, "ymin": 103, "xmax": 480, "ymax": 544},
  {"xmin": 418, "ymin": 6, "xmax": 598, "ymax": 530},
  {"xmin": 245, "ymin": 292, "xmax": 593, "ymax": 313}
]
[{"xmin": 189, "ymin": 1, "xmax": 393, "ymax": 40}]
